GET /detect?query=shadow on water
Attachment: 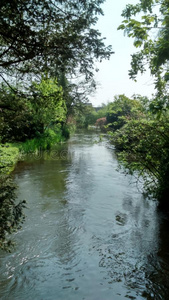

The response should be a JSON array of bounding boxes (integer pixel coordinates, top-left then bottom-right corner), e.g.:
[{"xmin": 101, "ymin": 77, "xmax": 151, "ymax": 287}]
[{"xmin": 0, "ymin": 130, "xmax": 169, "ymax": 300}]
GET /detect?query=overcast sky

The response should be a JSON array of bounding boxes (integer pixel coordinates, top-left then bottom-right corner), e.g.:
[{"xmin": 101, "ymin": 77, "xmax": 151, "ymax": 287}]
[{"xmin": 89, "ymin": 0, "xmax": 155, "ymax": 106}]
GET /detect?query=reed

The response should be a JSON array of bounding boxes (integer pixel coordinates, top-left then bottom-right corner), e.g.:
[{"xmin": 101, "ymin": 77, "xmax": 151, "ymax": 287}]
[{"xmin": 20, "ymin": 128, "xmax": 65, "ymax": 154}]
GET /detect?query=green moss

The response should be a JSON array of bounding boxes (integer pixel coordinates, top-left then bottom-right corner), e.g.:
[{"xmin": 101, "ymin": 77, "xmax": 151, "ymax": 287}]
[{"xmin": 0, "ymin": 144, "xmax": 19, "ymax": 175}]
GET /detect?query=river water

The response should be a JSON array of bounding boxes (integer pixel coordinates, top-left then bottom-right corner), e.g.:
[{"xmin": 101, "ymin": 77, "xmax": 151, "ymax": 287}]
[{"xmin": 0, "ymin": 131, "xmax": 169, "ymax": 300}]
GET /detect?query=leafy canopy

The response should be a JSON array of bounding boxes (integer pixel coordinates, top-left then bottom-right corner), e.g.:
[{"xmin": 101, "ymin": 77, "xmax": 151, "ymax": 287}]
[
  {"xmin": 118, "ymin": 0, "xmax": 169, "ymax": 110},
  {"xmin": 0, "ymin": 0, "xmax": 113, "ymax": 83},
  {"xmin": 30, "ymin": 78, "xmax": 67, "ymax": 128},
  {"xmin": 0, "ymin": 78, "xmax": 67, "ymax": 142},
  {"xmin": 106, "ymin": 94, "xmax": 142, "ymax": 130},
  {"xmin": 111, "ymin": 115, "xmax": 169, "ymax": 208}
]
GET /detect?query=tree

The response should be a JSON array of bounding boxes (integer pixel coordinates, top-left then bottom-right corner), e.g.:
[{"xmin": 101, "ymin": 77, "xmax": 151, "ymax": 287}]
[
  {"xmin": 96, "ymin": 103, "xmax": 109, "ymax": 119},
  {"xmin": 57, "ymin": 71, "xmax": 96, "ymax": 118},
  {"xmin": 106, "ymin": 94, "xmax": 142, "ymax": 130},
  {"xmin": 118, "ymin": 0, "xmax": 169, "ymax": 111},
  {"xmin": 0, "ymin": 0, "xmax": 113, "ymax": 86},
  {"xmin": 113, "ymin": 1, "xmax": 169, "ymax": 208},
  {"xmin": 111, "ymin": 115, "xmax": 169, "ymax": 209},
  {"xmin": 30, "ymin": 77, "xmax": 67, "ymax": 131},
  {"xmin": 1, "ymin": 0, "xmax": 114, "ymax": 250},
  {"xmin": 0, "ymin": 84, "xmax": 35, "ymax": 142},
  {"xmin": 0, "ymin": 78, "xmax": 67, "ymax": 142},
  {"xmin": 95, "ymin": 117, "xmax": 107, "ymax": 130}
]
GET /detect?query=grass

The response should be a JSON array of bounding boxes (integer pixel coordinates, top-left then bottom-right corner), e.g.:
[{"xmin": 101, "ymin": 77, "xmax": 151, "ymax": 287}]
[
  {"xmin": 0, "ymin": 144, "xmax": 19, "ymax": 174},
  {"xmin": 0, "ymin": 127, "xmax": 69, "ymax": 174},
  {"xmin": 18, "ymin": 128, "xmax": 65, "ymax": 154}
]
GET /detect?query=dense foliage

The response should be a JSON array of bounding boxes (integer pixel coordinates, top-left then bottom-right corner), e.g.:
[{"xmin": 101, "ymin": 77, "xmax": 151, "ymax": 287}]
[
  {"xmin": 104, "ymin": 0, "xmax": 169, "ymax": 210},
  {"xmin": 0, "ymin": 0, "xmax": 112, "ymax": 76},
  {"xmin": 0, "ymin": 78, "xmax": 67, "ymax": 143},
  {"xmin": 0, "ymin": 0, "xmax": 113, "ymax": 141},
  {"xmin": 110, "ymin": 115, "xmax": 169, "ymax": 208},
  {"xmin": 118, "ymin": 0, "xmax": 169, "ymax": 111},
  {"xmin": 74, "ymin": 103, "xmax": 111, "ymax": 129},
  {"xmin": 106, "ymin": 94, "xmax": 142, "ymax": 130},
  {"xmin": 0, "ymin": 144, "xmax": 19, "ymax": 174},
  {"xmin": 0, "ymin": 0, "xmax": 112, "ymax": 96},
  {"xmin": 0, "ymin": 0, "xmax": 113, "ymax": 250}
]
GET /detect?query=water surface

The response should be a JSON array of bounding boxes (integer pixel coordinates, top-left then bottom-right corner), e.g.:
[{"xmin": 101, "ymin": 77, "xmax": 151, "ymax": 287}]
[{"xmin": 0, "ymin": 131, "xmax": 169, "ymax": 300}]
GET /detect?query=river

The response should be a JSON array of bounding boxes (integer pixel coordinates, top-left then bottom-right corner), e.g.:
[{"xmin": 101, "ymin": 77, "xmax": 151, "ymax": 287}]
[{"xmin": 0, "ymin": 131, "xmax": 169, "ymax": 300}]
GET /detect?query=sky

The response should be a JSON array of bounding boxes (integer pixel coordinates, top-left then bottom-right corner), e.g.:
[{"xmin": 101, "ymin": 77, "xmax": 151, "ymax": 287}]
[{"xmin": 89, "ymin": 0, "xmax": 155, "ymax": 106}]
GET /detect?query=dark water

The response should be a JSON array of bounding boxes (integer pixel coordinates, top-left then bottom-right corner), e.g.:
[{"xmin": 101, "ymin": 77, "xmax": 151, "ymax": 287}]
[{"xmin": 1, "ymin": 131, "xmax": 169, "ymax": 300}]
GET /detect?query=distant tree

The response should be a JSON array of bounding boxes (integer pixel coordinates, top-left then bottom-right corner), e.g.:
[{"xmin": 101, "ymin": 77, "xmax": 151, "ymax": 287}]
[
  {"xmin": 57, "ymin": 71, "xmax": 96, "ymax": 118},
  {"xmin": 95, "ymin": 103, "xmax": 109, "ymax": 119},
  {"xmin": 106, "ymin": 94, "xmax": 142, "ymax": 130},
  {"xmin": 74, "ymin": 103, "xmax": 96, "ymax": 128},
  {"xmin": 95, "ymin": 117, "xmax": 107, "ymax": 130}
]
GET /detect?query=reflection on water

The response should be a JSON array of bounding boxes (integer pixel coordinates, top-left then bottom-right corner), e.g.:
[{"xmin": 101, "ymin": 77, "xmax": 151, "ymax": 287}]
[{"xmin": 0, "ymin": 131, "xmax": 169, "ymax": 300}]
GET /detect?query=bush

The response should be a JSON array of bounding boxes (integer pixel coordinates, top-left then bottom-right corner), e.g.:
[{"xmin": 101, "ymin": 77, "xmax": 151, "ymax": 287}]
[{"xmin": 110, "ymin": 117, "xmax": 169, "ymax": 209}]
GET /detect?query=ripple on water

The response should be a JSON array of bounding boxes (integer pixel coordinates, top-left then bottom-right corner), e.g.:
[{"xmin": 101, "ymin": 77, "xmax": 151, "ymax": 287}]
[{"xmin": 1, "ymin": 132, "xmax": 169, "ymax": 300}]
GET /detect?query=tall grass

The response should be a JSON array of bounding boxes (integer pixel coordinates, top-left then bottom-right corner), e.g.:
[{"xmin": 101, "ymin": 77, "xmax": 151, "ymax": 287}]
[{"xmin": 20, "ymin": 127, "xmax": 65, "ymax": 154}]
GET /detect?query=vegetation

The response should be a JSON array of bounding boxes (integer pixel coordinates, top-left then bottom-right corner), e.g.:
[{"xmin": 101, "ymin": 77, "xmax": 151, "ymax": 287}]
[
  {"xmin": 0, "ymin": 78, "xmax": 67, "ymax": 143},
  {"xmin": 118, "ymin": 0, "xmax": 169, "ymax": 111},
  {"xmin": 2, "ymin": 0, "xmax": 169, "ymax": 248},
  {"xmin": 110, "ymin": 114, "xmax": 169, "ymax": 208},
  {"xmin": 106, "ymin": 94, "xmax": 143, "ymax": 130},
  {"xmin": 74, "ymin": 104, "xmax": 97, "ymax": 128},
  {"xmin": 74, "ymin": 103, "xmax": 113, "ymax": 130},
  {"xmin": 95, "ymin": 117, "xmax": 107, "ymax": 131},
  {"xmin": 0, "ymin": 0, "xmax": 113, "ymax": 144},
  {"xmin": 0, "ymin": 0, "xmax": 112, "ymax": 82},
  {"xmin": 19, "ymin": 127, "xmax": 66, "ymax": 154},
  {"xmin": 0, "ymin": 144, "xmax": 19, "ymax": 174},
  {"xmin": 0, "ymin": 0, "xmax": 113, "ymax": 251},
  {"xmin": 0, "ymin": 0, "xmax": 113, "ymax": 119},
  {"xmin": 108, "ymin": 0, "xmax": 169, "ymax": 210},
  {"xmin": 0, "ymin": 144, "xmax": 26, "ymax": 252}
]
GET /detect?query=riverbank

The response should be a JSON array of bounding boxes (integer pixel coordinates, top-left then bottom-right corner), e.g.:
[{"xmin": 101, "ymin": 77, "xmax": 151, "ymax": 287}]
[
  {"xmin": 0, "ymin": 127, "xmax": 70, "ymax": 251},
  {"xmin": 0, "ymin": 127, "xmax": 71, "ymax": 175},
  {"xmin": 0, "ymin": 144, "xmax": 20, "ymax": 175},
  {"xmin": 1, "ymin": 131, "xmax": 168, "ymax": 299}
]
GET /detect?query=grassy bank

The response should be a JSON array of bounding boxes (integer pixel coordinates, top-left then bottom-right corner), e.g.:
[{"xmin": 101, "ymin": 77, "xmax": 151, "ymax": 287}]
[
  {"xmin": 19, "ymin": 128, "xmax": 65, "ymax": 154},
  {"xmin": 0, "ymin": 144, "xmax": 19, "ymax": 175},
  {"xmin": 0, "ymin": 144, "xmax": 25, "ymax": 251},
  {"xmin": 0, "ymin": 127, "xmax": 70, "ymax": 174},
  {"xmin": 0, "ymin": 127, "xmax": 68, "ymax": 251}
]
